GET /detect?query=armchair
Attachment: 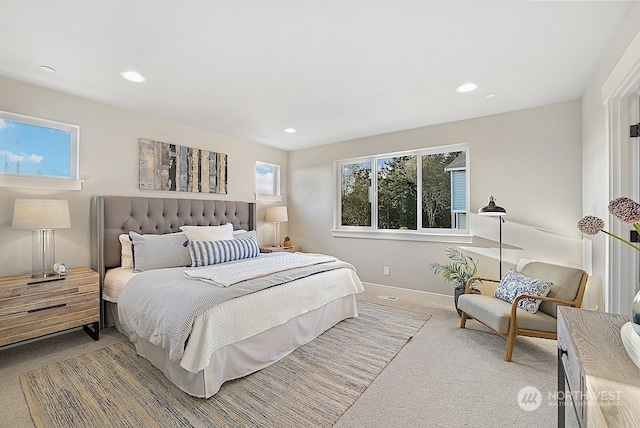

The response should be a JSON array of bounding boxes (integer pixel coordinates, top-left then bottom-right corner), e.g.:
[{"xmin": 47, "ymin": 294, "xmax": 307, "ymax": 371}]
[{"xmin": 458, "ymin": 259, "xmax": 588, "ymax": 362}]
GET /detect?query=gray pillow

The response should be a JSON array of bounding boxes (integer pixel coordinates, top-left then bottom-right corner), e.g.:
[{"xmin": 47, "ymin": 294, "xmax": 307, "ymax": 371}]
[
  {"xmin": 129, "ymin": 231, "xmax": 192, "ymax": 272},
  {"xmin": 232, "ymin": 230, "xmax": 257, "ymax": 241}
]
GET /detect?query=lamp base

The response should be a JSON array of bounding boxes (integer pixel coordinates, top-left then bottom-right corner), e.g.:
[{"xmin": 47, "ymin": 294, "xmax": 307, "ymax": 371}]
[
  {"xmin": 31, "ymin": 271, "xmax": 56, "ymax": 279},
  {"xmin": 32, "ymin": 229, "xmax": 55, "ymax": 279}
]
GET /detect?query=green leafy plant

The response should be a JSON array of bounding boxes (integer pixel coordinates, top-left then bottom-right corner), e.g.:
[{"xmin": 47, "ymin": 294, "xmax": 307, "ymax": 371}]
[{"xmin": 428, "ymin": 246, "xmax": 479, "ymax": 291}]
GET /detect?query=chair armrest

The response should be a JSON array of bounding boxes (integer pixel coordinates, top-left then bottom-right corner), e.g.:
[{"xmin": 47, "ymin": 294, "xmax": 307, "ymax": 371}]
[
  {"xmin": 510, "ymin": 294, "xmax": 578, "ymax": 319},
  {"xmin": 464, "ymin": 276, "xmax": 498, "ymax": 293}
]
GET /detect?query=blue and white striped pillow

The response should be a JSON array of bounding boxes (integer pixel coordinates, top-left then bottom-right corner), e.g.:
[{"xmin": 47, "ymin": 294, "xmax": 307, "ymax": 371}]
[{"xmin": 187, "ymin": 235, "xmax": 260, "ymax": 267}]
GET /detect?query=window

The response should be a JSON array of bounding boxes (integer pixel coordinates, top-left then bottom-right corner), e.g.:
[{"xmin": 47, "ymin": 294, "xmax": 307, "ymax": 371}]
[
  {"xmin": 336, "ymin": 145, "xmax": 469, "ymax": 239},
  {"xmin": 0, "ymin": 110, "xmax": 80, "ymax": 190},
  {"xmin": 256, "ymin": 161, "xmax": 281, "ymax": 202}
]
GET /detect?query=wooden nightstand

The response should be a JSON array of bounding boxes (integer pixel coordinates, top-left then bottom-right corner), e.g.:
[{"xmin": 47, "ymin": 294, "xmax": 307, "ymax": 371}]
[
  {"xmin": 260, "ymin": 245, "xmax": 302, "ymax": 253},
  {"xmin": 0, "ymin": 267, "xmax": 100, "ymax": 347}
]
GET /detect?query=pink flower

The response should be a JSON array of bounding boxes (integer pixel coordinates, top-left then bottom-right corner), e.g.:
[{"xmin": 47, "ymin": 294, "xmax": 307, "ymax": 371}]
[
  {"xmin": 577, "ymin": 215, "xmax": 604, "ymax": 235},
  {"xmin": 608, "ymin": 197, "xmax": 640, "ymax": 224}
]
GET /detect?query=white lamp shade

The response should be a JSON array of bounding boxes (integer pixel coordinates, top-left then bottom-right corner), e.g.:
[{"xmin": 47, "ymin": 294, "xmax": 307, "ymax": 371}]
[
  {"xmin": 12, "ymin": 199, "xmax": 71, "ymax": 229},
  {"xmin": 265, "ymin": 206, "xmax": 288, "ymax": 223}
]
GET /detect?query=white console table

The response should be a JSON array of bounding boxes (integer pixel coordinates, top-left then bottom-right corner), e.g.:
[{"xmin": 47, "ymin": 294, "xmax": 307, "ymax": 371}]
[{"xmin": 557, "ymin": 306, "xmax": 640, "ymax": 427}]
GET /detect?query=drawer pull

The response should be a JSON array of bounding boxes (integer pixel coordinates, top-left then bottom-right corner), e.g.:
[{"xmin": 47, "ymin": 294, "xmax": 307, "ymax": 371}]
[{"xmin": 28, "ymin": 303, "xmax": 67, "ymax": 313}]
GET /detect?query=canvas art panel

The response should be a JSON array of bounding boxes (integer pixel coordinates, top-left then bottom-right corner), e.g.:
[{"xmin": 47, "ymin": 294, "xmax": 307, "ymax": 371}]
[{"xmin": 139, "ymin": 138, "xmax": 227, "ymax": 194}]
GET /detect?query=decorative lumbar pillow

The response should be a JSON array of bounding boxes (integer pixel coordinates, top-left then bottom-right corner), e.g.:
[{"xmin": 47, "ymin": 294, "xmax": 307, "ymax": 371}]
[
  {"xmin": 179, "ymin": 223, "xmax": 234, "ymax": 241},
  {"xmin": 187, "ymin": 235, "xmax": 260, "ymax": 267},
  {"xmin": 494, "ymin": 270, "xmax": 553, "ymax": 313},
  {"xmin": 119, "ymin": 234, "xmax": 134, "ymax": 269},
  {"xmin": 129, "ymin": 232, "xmax": 192, "ymax": 272}
]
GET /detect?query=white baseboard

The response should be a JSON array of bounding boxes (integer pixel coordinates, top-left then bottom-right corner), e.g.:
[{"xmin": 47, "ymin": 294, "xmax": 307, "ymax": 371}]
[{"xmin": 362, "ymin": 282, "xmax": 452, "ymax": 308}]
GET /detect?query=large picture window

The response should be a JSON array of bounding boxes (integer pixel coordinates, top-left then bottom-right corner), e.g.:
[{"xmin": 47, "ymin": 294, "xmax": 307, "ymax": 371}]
[
  {"xmin": 0, "ymin": 111, "xmax": 80, "ymax": 190},
  {"xmin": 336, "ymin": 145, "xmax": 469, "ymax": 238}
]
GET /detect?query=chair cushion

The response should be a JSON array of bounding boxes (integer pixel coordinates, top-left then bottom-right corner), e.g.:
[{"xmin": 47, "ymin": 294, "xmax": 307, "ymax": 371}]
[
  {"xmin": 493, "ymin": 270, "xmax": 552, "ymax": 313},
  {"xmin": 519, "ymin": 262, "xmax": 586, "ymax": 317},
  {"xmin": 457, "ymin": 294, "xmax": 557, "ymax": 335}
]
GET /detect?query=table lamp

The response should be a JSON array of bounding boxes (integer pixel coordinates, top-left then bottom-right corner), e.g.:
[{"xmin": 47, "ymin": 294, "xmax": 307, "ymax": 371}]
[
  {"xmin": 265, "ymin": 206, "xmax": 288, "ymax": 247},
  {"xmin": 12, "ymin": 199, "xmax": 71, "ymax": 278}
]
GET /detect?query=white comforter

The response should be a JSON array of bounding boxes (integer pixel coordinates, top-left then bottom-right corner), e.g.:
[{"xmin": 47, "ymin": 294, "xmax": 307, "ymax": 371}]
[
  {"xmin": 182, "ymin": 267, "xmax": 363, "ymax": 372},
  {"xmin": 118, "ymin": 254, "xmax": 364, "ymax": 373}
]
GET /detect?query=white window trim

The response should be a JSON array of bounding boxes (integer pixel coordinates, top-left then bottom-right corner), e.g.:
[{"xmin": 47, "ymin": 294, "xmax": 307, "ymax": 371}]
[
  {"xmin": 255, "ymin": 161, "xmax": 282, "ymax": 202},
  {"xmin": 0, "ymin": 111, "xmax": 82, "ymax": 191},
  {"xmin": 333, "ymin": 143, "xmax": 470, "ymax": 241}
]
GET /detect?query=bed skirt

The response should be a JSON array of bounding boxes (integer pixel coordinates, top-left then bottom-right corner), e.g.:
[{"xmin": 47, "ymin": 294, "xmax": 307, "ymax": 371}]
[{"xmin": 106, "ymin": 295, "xmax": 358, "ymax": 398}]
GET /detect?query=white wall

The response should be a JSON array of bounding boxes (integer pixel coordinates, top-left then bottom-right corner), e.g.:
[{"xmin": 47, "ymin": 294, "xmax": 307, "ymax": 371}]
[
  {"xmin": 581, "ymin": 3, "xmax": 640, "ymax": 312},
  {"xmin": 0, "ymin": 76, "xmax": 288, "ymax": 277},
  {"xmin": 288, "ymin": 101, "xmax": 583, "ymax": 298}
]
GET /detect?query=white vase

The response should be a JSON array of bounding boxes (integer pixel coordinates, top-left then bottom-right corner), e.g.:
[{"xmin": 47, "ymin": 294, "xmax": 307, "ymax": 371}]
[{"xmin": 633, "ymin": 290, "xmax": 640, "ymax": 324}]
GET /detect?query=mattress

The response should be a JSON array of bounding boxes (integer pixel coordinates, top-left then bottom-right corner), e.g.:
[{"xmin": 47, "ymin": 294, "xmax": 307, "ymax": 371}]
[{"xmin": 103, "ymin": 267, "xmax": 136, "ymax": 303}]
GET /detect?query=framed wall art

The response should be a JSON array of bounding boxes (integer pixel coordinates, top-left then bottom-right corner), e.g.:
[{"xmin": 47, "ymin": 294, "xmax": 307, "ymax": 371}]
[{"xmin": 139, "ymin": 138, "xmax": 227, "ymax": 194}]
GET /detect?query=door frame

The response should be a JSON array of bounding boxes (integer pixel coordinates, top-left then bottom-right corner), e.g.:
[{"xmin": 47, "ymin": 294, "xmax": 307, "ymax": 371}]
[{"xmin": 602, "ymin": 31, "xmax": 640, "ymax": 314}]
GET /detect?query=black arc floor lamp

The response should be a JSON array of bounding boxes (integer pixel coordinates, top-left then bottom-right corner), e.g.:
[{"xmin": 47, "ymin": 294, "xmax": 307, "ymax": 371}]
[{"xmin": 478, "ymin": 196, "xmax": 507, "ymax": 278}]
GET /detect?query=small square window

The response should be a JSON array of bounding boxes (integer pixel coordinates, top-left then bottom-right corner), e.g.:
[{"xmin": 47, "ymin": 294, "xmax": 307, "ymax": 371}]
[{"xmin": 256, "ymin": 161, "xmax": 281, "ymax": 202}]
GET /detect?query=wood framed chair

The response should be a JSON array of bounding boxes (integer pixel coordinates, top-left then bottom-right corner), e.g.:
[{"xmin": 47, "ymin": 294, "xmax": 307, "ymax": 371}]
[{"xmin": 458, "ymin": 259, "xmax": 588, "ymax": 362}]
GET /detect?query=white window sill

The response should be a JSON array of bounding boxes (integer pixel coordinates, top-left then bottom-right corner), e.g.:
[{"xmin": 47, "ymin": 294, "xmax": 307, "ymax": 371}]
[
  {"xmin": 331, "ymin": 229, "xmax": 472, "ymax": 243},
  {"xmin": 255, "ymin": 194, "xmax": 283, "ymax": 203},
  {"xmin": 0, "ymin": 175, "xmax": 83, "ymax": 191}
]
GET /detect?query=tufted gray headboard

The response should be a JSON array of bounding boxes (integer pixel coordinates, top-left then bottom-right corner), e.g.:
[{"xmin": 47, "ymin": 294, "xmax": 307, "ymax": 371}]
[{"xmin": 90, "ymin": 195, "xmax": 256, "ymax": 307}]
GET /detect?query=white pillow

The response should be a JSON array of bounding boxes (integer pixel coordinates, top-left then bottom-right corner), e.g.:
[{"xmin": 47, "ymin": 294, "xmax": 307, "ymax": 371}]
[
  {"xmin": 180, "ymin": 223, "xmax": 234, "ymax": 241},
  {"xmin": 119, "ymin": 234, "xmax": 133, "ymax": 269}
]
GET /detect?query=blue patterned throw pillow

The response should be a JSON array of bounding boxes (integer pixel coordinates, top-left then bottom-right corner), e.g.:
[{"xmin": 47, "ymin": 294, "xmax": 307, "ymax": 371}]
[
  {"xmin": 187, "ymin": 235, "xmax": 260, "ymax": 267},
  {"xmin": 494, "ymin": 270, "xmax": 553, "ymax": 313}
]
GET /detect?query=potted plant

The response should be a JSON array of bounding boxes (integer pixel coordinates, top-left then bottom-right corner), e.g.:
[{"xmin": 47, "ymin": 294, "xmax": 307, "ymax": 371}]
[
  {"xmin": 428, "ymin": 246, "xmax": 480, "ymax": 316},
  {"xmin": 283, "ymin": 236, "xmax": 292, "ymax": 247}
]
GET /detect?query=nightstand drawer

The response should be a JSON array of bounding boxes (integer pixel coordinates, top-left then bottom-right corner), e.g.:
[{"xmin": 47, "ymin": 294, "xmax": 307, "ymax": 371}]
[
  {"xmin": 0, "ymin": 267, "xmax": 100, "ymax": 347},
  {"xmin": 260, "ymin": 245, "xmax": 302, "ymax": 253}
]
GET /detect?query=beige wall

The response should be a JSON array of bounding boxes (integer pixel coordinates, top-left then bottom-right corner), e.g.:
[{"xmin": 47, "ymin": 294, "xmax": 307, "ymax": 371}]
[
  {"xmin": 288, "ymin": 101, "xmax": 583, "ymax": 297},
  {"xmin": 0, "ymin": 76, "xmax": 288, "ymax": 277}
]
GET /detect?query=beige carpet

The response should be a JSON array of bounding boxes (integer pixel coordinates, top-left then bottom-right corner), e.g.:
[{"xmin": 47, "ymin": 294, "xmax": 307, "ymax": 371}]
[{"xmin": 20, "ymin": 301, "xmax": 430, "ymax": 428}]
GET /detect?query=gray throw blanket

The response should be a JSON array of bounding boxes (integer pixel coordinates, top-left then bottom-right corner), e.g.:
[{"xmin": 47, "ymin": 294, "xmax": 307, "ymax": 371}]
[{"xmin": 117, "ymin": 258, "xmax": 354, "ymax": 362}]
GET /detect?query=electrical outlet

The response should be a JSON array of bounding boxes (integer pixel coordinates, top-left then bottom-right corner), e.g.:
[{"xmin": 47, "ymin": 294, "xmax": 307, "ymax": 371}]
[
  {"xmin": 595, "ymin": 305, "xmax": 600, "ymax": 311},
  {"xmin": 383, "ymin": 266, "xmax": 390, "ymax": 276}
]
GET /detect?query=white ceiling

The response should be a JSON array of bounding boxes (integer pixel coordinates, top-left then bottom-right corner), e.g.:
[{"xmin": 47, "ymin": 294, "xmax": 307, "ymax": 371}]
[{"xmin": 0, "ymin": 1, "xmax": 635, "ymax": 151}]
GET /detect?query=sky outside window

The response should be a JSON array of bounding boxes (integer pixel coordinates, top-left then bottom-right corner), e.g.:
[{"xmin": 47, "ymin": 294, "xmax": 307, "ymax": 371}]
[{"xmin": 0, "ymin": 119, "xmax": 71, "ymax": 178}]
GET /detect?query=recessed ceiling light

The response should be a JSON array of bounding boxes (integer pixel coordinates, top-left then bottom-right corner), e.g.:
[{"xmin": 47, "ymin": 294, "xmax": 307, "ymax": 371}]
[
  {"xmin": 485, "ymin": 93, "xmax": 496, "ymax": 99},
  {"xmin": 120, "ymin": 70, "xmax": 146, "ymax": 83},
  {"xmin": 283, "ymin": 128, "xmax": 296, "ymax": 133},
  {"xmin": 39, "ymin": 65, "xmax": 55, "ymax": 73},
  {"xmin": 456, "ymin": 82, "xmax": 478, "ymax": 93}
]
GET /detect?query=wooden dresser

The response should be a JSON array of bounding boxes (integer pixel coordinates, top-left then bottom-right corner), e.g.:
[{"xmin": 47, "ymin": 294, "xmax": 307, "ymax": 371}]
[
  {"xmin": 0, "ymin": 267, "xmax": 100, "ymax": 347},
  {"xmin": 557, "ymin": 306, "xmax": 640, "ymax": 427},
  {"xmin": 260, "ymin": 245, "xmax": 302, "ymax": 253}
]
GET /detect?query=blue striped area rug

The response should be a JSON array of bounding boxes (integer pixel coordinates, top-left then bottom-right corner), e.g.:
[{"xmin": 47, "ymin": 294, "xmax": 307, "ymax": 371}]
[{"xmin": 21, "ymin": 301, "xmax": 430, "ymax": 428}]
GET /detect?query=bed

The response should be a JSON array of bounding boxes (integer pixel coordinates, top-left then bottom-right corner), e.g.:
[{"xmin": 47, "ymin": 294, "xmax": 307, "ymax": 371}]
[{"xmin": 90, "ymin": 195, "xmax": 364, "ymax": 398}]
